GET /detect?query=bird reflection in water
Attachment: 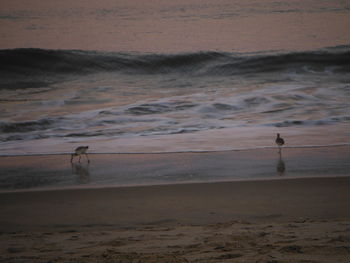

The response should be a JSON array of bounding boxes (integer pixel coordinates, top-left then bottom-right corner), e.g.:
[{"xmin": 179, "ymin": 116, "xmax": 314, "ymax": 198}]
[
  {"xmin": 71, "ymin": 162, "xmax": 90, "ymax": 184},
  {"xmin": 276, "ymin": 151, "xmax": 286, "ymax": 176}
]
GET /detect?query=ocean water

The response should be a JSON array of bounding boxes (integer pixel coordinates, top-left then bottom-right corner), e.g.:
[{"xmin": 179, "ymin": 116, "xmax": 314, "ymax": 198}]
[
  {"xmin": 0, "ymin": 46, "xmax": 349, "ymax": 155},
  {"xmin": 0, "ymin": 1, "xmax": 350, "ymax": 191},
  {"xmin": 0, "ymin": 0, "xmax": 349, "ymax": 156}
]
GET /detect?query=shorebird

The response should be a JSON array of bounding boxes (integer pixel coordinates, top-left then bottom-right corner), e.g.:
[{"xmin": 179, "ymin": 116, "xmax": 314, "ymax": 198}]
[
  {"xmin": 71, "ymin": 146, "xmax": 90, "ymax": 163},
  {"xmin": 275, "ymin": 133, "xmax": 285, "ymax": 153}
]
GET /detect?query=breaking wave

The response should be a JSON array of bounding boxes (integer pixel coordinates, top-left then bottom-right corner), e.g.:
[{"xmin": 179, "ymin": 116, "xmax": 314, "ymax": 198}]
[
  {"xmin": 0, "ymin": 119, "xmax": 55, "ymax": 133},
  {"xmin": 1, "ymin": 45, "xmax": 350, "ymax": 88},
  {"xmin": 1, "ymin": 45, "xmax": 349, "ymax": 154}
]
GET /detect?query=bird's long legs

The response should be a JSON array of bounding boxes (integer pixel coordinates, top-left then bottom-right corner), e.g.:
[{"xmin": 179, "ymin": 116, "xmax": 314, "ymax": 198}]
[{"xmin": 71, "ymin": 154, "xmax": 90, "ymax": 163}]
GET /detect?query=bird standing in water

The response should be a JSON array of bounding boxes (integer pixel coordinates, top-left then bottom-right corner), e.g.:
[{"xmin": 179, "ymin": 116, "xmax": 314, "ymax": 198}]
[
  {"xmin": 275, "ymin": 133, "xmax": 285, "ymax": 153},
  {"xmin": 71, "ymin": 146, "xmax": 90, "ymax": 163}
]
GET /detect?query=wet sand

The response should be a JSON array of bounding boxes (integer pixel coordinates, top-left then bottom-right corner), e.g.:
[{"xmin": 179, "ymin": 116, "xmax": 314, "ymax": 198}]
[
  {"xmin": 1, "ymin": 176, "xmax": 350, "ymax": 262},
  {"xmin": 1, "ymin": 145, "xmax": 350, "ymax": 191}
]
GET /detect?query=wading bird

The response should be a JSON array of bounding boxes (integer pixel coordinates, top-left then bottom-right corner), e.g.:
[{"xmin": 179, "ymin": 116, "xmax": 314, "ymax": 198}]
[
  {"xmin": 71, "ymin": 146, "xmax": 90, "ymax": 163},
  {"xmin": 275, "ymin": 133, "xmax": 285, "ymax": 153}
]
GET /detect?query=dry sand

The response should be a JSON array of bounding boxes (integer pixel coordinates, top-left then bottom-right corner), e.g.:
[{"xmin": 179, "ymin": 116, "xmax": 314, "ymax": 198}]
[{"xmin": 1, "ymin": 177, "xmax": 350, "ymax": 262}]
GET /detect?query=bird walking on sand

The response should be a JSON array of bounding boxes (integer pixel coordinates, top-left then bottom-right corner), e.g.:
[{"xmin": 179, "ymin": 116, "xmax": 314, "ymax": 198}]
[
  {"xmin": 275, "ymin": 133, "xmax": 285, "ymax": 153},
  {"xmin": 71, "ymin": 146, "xmax": 90, "ymax": 163}
]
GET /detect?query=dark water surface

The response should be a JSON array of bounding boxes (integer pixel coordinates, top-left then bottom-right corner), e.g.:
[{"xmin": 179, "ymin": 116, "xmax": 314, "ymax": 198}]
[{"xmin": 1, "ymin": 146, "xmax": 349, "ymax": 192}]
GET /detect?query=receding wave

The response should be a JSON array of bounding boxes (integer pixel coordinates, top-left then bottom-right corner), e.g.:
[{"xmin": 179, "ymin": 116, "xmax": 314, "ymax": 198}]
[
  {"xmin": 126, "ymin": 101, "xmax": 198, "ymax": 115},
  {"xmin": 1, "ymin": 45, "xmax": 350, "ymax": 88},
  {"xmin": 268, "ymin": 116, "xmax": 350, "ymax": 127},
  {"xmin": 1, "ymin": 143, "xmax": 350, "ymax": 157}
]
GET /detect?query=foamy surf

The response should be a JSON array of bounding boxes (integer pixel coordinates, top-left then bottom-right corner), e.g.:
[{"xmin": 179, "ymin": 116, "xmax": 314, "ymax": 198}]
[
  {"xmin": 0, "ymin": 46, "xmax": 349, "ymax": 155},
  {"xmin": 0, "ymin": 123, "xmax": 349, "ymax": 156}
]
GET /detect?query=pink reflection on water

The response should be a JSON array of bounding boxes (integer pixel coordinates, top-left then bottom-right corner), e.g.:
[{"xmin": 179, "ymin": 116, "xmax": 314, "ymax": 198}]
[
  {"xmin": 0, "ymin": 123, "xmax": 349, "ymax": 155},
  {"xmin": 1, "ymin": 0, "xmax": 350, "ymax": 52}
]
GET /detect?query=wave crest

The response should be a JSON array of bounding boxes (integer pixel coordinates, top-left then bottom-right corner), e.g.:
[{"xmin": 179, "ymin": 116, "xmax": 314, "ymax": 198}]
[
  {"xmin": 0, "ymin": 119, "xmax": 54, "ymax": 133},
  {"xmin": 1, "ymin": 46, "xmax": 350, "ymax": 87}
]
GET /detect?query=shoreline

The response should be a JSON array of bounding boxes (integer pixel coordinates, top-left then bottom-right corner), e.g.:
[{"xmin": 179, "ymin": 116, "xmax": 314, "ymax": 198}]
[
  {"xmin": 1, "ymin": 173, "xmax": 350, "ymax": 194},
  {"xmin": 2, "ymin": 157, "xmax": 350, "ymax": 262},
  {"xmin": 1, "ymin": 143, "xmax": 350, "ymax": 157},
  {"xmin": 1, "ymin": 145, "xmax": 350, "ymax": 192}
]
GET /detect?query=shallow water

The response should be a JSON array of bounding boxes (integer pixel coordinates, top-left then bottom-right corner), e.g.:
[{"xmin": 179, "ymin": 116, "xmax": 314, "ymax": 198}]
[{"xmin": 0, "ymin": 146, "xmax": 349, "ymax": 192}]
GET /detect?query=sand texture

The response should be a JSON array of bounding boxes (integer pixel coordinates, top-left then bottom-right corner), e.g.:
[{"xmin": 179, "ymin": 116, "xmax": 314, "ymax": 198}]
[
  {"xmin": 1, "ymin": 177, "xmax": 350, "ymax": 262},
  {"xmin": 2, "ymin": 219, "xmax": 350, "ymax": 263}
]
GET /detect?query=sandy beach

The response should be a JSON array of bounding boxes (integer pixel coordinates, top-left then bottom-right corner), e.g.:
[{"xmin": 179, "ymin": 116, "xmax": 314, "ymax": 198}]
[
  {"xmin": 1, "ymin": 176, "xmax": 350, "ymax": 262},
  {"xmin": 1, "ymin": 0, "xmax": 350, "ymax": 262}
]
